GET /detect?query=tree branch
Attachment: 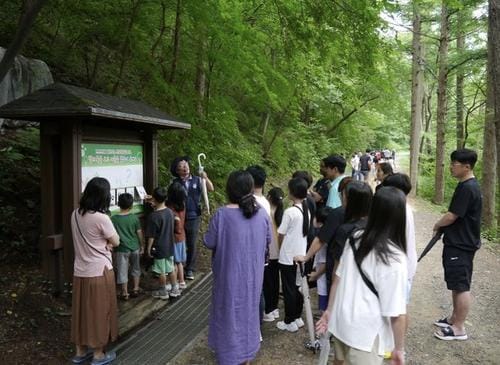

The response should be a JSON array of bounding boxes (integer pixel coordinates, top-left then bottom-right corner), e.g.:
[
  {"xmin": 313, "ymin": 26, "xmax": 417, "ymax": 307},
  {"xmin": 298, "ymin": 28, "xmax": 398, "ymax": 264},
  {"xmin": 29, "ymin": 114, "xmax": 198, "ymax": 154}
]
[
  {"xmin": 447, "ymin": 51, "xmax": 487, "ymax": 75},
  {"xmin": 0, "ymin": 0, "xmax": 49, "ymax": 83},
  {"xmin": 327, "ymin": 96, "xmax": 379, "ymax": 134}
]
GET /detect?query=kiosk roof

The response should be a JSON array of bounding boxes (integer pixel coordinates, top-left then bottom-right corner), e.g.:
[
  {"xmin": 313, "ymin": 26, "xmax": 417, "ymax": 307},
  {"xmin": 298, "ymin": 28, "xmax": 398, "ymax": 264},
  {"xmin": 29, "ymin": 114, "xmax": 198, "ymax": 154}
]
[{"xmin": 0, "ymin": 82, "xmax": 190, "ymax": 129}]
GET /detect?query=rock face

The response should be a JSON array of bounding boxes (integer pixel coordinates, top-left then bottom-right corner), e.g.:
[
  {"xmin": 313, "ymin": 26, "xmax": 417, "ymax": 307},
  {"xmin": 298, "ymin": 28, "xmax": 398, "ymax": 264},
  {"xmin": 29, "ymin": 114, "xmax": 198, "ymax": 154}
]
[{"xmin": 0, "ymin": 47, "xmax": 53, "ymax": 129}]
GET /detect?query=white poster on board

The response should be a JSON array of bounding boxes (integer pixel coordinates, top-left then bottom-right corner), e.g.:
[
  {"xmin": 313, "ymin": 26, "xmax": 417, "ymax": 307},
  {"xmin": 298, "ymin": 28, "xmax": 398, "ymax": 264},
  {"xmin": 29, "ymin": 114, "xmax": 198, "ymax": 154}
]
[{"xmin": 81, "ymin": 143, "xmax": 144, "ymax": 213}]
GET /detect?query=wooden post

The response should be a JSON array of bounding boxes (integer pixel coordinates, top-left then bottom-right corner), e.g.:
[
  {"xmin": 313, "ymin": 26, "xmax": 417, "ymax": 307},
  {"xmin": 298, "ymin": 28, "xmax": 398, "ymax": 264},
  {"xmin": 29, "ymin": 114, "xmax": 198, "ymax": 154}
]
[
  {"xmin": 60, "ymin": 120, "xmax": 82, "ymax": 282},
  {"xmin": 144, "ymin": 128, "xmax": 158, "ymax": 192}
]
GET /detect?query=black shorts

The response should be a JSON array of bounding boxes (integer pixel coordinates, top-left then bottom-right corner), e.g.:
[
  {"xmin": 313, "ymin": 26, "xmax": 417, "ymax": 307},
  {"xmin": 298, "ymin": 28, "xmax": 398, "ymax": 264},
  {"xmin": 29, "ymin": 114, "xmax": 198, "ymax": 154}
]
[{"xmin": 442, "ymin": 245, "xmax": 476, "ymax": 291}]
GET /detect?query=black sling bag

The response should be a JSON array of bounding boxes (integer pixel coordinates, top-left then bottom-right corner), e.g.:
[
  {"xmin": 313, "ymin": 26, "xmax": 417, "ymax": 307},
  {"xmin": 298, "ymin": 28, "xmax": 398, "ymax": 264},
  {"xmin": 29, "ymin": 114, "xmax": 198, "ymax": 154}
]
[{"xmin": 348, "ymin": 233, "xmax": 379, "ymax": 298}]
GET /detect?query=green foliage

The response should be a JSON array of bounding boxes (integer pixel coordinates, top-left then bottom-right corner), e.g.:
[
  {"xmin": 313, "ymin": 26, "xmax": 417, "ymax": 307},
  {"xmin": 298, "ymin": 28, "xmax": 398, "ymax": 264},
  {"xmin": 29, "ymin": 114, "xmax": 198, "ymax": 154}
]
[{"xmin": 0, "ymin": 128, "xmax": 41, "ymax": 261}]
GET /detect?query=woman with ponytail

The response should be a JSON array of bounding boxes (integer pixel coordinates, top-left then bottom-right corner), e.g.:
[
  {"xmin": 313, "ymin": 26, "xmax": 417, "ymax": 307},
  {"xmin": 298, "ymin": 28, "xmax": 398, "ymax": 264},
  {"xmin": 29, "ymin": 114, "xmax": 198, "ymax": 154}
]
[
  {"xmin": 276, "ymin": 177, "xmax": 310, "ymax": 333},
  {"xmin": 262, "ymin": 187, "xmax": 285, "ymax": 321},
  {"xmin": 204, "ymin": 170, "xmax": 272, "ymax": 365}
]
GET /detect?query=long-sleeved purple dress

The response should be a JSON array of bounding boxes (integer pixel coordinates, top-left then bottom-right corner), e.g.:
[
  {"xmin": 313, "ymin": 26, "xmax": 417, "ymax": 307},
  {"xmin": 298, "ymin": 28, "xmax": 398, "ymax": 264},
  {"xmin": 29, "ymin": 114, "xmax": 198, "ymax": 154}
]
[{"xmin": 204, "ymin": 206, "xmax": 272, "ymax": 365}]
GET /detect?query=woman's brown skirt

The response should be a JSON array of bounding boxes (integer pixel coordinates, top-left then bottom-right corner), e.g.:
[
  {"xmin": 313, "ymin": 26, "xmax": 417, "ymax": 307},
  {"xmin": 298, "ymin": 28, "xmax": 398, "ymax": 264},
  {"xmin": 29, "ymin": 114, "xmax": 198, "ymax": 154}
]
[{"xmin": 71, "ymin": 268, "xmax": 118, "ymax": 348}]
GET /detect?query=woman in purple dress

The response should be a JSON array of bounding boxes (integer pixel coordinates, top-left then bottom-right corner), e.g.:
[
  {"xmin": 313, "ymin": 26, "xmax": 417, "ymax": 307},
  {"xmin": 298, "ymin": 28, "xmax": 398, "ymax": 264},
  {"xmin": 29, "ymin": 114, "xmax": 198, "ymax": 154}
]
[{"xmin": 204, "ymin": 170, "xmax": 272, "ymax": 365}]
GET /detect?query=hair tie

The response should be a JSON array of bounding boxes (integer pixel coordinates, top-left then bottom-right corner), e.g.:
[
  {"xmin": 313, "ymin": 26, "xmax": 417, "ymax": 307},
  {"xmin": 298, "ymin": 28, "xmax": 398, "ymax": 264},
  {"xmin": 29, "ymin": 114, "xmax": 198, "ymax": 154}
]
[{"xmin": 241, "ymin": 193, "xmax": 253, "ymax": 200}]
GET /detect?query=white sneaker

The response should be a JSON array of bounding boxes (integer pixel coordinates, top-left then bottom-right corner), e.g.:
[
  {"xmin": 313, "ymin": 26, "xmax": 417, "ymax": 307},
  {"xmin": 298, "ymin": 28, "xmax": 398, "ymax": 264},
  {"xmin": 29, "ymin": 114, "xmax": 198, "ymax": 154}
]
[
  {"xmin": 295, "ymin": 318, "xmax": 305, "ymax": 328},
  {"xmin": 276, "ymin": 321, "xmax": 299, "ymax": 332},
  {"xmin": 263, "ymin": 312, "xmax": 276, "ymax": 322},
  {"xmin": 179, "ymin": 282, "xmax": 187, "ymax": 289},
  {"xmin": 165, "ymin": 284, "xmax": 172, "ymax": 292},
  {"xmin": 272, "ymin": 309, "xmax": 280, "ymax": 319}
]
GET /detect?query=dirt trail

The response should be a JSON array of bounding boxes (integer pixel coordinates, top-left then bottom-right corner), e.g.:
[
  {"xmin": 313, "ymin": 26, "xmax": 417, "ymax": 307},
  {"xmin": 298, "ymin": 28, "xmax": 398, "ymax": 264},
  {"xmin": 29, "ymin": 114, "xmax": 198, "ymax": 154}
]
[{"xmin": 405, "ymin": 197, "xmax": 500, "ymax": 365}]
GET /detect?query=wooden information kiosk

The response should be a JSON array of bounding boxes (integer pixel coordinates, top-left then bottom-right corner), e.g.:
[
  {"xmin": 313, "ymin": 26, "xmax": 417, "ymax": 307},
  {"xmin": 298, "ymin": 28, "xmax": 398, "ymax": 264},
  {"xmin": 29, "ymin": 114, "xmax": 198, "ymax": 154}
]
[{"xmin": 0, "ymin": 83, "xmax": 190, "ymax": 292}]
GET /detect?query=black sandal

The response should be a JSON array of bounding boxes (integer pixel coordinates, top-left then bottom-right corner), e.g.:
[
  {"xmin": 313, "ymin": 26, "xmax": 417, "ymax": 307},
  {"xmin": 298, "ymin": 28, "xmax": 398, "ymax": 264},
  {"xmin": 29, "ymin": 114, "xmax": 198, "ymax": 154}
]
[
  {"xmin": 434, "ymin": 326, "xmax": 468, "ymax": 341},
  {"xmin": 118, "ymin": 293, "xmax": 129, "ymax": 301},
  {"xmin": 130, "ymin": 288, "xmax": 143, "ymax": 298}
]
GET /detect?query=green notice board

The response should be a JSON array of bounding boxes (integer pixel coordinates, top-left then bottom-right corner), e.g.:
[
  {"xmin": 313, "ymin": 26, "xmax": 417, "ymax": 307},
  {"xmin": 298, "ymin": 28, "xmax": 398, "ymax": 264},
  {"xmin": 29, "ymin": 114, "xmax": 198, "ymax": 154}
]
[{"xmin": 81, "ymin": 143, "xmax": 144, "ymax": 213}]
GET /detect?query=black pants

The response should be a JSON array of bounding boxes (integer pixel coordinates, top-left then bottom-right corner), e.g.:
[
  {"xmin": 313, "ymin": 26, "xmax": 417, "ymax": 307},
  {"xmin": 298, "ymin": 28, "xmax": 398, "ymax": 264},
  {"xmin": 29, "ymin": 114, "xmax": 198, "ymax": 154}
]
[
  {"xmin": 185, "ymin": 217, "xmax": 201, "ymax": 272},
  {"xmin": 263, "ymin": 259, "xmax": 280, "ymax": 314},
  {"xmin": 279, "ymin": 263, "xmax": 303, "ymax": 324}
]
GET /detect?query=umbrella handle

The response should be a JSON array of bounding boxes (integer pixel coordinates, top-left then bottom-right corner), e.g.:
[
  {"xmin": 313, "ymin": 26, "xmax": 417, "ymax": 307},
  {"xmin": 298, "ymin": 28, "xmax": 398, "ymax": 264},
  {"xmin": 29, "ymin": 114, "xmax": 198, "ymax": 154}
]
[{"xmin": 197, "ymin": 153, "xmax": 206, "ymax": 174}]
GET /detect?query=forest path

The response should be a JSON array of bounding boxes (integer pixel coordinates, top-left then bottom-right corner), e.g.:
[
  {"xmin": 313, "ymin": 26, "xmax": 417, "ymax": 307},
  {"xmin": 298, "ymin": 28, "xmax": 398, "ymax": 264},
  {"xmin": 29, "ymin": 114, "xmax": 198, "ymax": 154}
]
[{"xmin": 404, "ymin": 197, "xmax": 500, "ymax": 365}]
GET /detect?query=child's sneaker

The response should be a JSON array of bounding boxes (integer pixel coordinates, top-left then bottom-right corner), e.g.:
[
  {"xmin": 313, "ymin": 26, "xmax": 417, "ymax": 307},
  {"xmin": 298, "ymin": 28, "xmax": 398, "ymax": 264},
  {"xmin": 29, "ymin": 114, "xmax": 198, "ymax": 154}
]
[
  {"xmin": 152, "ymin": 289, "xmax": 169, "ymax": 300},
  {"xmin": 186, "ymin": 270, "xmax": 195, "ymax": 280},
  {"xmin": 276, "ymin": 321, "xmax": 299, "ymax": 332},
  {"xmin": 272, "ymin": 309, "xmax": 280, "ymax": 319},
  {"xmin": 165, "ymin": 284, "xmax": 172, "ymax": 292},
  {"xmin": 179, "ymin": 282, "xmax": 187, "ymax": 289},
  {"xmin": 169, "ymin": 286, "xmax": 181, "ymax": 298},
  {"xmin": 295, "ymin": 318, "xmax": 305, "ymax": 328},
  {"xmin": 263, "ymin": 312, "xmax": 276, "ymax": 322}
]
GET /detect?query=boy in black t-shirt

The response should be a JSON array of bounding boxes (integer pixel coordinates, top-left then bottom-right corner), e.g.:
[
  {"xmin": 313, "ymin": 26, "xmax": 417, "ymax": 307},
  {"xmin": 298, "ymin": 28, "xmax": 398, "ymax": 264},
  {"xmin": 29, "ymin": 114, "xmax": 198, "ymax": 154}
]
[
  {"xmin": 145, "ymin": 187, "xmax": 178, "ymax": 299},
  {"xmin": 432, "ymin": 149, "xmax": 482, "ymax": 341}
]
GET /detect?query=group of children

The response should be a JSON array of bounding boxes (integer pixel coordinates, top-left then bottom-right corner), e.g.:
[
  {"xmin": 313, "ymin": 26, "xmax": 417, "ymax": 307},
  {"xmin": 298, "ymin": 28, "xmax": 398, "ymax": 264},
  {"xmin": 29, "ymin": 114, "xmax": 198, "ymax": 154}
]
[
  {"xmin": 242, "ymin": 155, "xmax": 417, "ymax": 344},
  {"xmin": 110, "ymin": 182, "xmax": 189, "ymax": 301}
]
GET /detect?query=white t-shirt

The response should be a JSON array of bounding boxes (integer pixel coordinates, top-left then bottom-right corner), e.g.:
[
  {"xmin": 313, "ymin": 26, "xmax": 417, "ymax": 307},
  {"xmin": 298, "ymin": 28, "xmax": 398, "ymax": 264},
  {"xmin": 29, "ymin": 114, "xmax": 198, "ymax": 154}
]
[
  {"xmin": 277, "ymin": 204, "xmax": 307, "ymax": 265},
  {"xmin": 406, "ymin": 203, "xmax": 417, "ymax": 281},
  {"xmin": 313, "ymin": 243, "xmax": 327, "ymax": 296},
  {"xmin": 254, "ymin": 194, "xmax": 271, "ymax": 217},
  {"xmin": 329, "ymin": 234, "xmax": 407, "ymax": 355},
  {"xmin": 350, "ymin": 155, "xmax": 360, "ymax": 171},
  {"xmin": 254, "ymin": 194, "xmax": 277, "ymax": 259}
]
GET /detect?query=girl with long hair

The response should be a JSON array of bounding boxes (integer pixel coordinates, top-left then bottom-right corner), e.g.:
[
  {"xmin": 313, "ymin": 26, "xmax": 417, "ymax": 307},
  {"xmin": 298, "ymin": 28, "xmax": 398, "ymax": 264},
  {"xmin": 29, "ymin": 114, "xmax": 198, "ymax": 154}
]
[
  {"xmin": 204, "ymin": 171, "xmax": 272, "ymax": 365},
  {"xmin": 317, "ymin": 187, "xmax": 407, "ymax": 365},
  {"xmin": 276, "ymin": 177, "xmax": 310, "ymax": 333},
  {"xmin": 262, "ymin": 187, "xmax": 284, "ymax": 322}
]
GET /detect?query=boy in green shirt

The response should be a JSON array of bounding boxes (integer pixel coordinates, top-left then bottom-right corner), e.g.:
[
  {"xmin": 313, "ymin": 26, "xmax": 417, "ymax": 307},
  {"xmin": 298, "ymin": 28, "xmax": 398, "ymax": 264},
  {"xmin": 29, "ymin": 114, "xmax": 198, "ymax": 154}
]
[{"xmin": 111, "ymin": 193, "xmax": 144, "ymax": 300}]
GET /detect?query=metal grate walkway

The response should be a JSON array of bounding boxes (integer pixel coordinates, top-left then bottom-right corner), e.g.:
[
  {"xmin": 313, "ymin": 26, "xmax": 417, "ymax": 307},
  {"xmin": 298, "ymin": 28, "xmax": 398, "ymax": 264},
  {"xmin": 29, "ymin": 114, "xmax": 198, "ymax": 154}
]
[{"xmin": 112, "ymin": 273, "xmax": 213, "ymax": 365}]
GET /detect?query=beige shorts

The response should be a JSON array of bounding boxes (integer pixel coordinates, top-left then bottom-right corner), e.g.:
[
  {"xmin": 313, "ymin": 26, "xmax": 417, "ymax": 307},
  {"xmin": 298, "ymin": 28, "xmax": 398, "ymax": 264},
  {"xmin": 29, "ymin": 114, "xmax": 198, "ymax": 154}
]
[{"xmin": 333, "ymin": 335, "xmax": 383, "ymax": 365}]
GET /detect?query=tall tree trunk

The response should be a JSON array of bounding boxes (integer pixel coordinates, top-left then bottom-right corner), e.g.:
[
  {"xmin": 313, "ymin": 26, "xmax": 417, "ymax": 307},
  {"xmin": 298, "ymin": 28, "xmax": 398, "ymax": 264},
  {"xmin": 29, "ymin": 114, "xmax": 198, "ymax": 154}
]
[
  {"xmin": 111, "ymin": 0, "xmax": 141, "ymax": 95},
  {"xmin": 0, "ymin": 0, "xmax": 48, "ymax": 83},
  {"xmin": 482, "ymin": 81, "xmax": 497, "ymax": 228},
  {"xmin": 420, "ymin": 87, "xmax": 433, "ymax": 154},
  {"xmin": 487, "ymin": 0, "xmax": 500, "ymax": 233},
  {"xmin": 433, "ymin": 1, "xmax": 449, "ymax": 205},
  {"xmin": 409, "ymin": 3, "xmax": 425, "ymax": 197},
  {"xmin": 194, "ymin": 37, "xmax": 207, "ymax": 118},
  {"xmin": 456, "ymin": 13, "xmax": 465, "ymax": 149},
  {"xmin": 169, "ymin": 0, "xmax": 182, "ymax": 85}
]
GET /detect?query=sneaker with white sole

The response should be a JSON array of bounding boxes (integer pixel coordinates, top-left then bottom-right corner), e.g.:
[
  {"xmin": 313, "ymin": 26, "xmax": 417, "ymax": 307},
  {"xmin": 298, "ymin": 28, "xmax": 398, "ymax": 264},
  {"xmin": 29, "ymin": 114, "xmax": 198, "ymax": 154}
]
[
  {"xmin": 272, "ymin": 309, "xmax": 280, "ymax": 319},
  {"xmin": 169, "ymin": 287, "xmax": 181, "ymax": 298},
  {"xmin": 263, "ymin": 312, "xmax": 276, "ymax": 322},
  {"xmin": 276, "ymin": 321, "xmax": 299, "ymax": 332},
  {"xmin": 165, "ymin": 284, "xmax": 172, "ymax": 292},
  {"xmin": 152, "ymin": 289, "xmax": 169, "ymax": 300},
  {"xmin": 295, "ymin": 318, "xmax": 305, "ymax": 328},
  {"xmin": 186, "ymin": 270, "xmax": 195, "ymax": 280},
  {"xmin": 179, "ymin": 282, "xmax": 187, "ymax": 289}
]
